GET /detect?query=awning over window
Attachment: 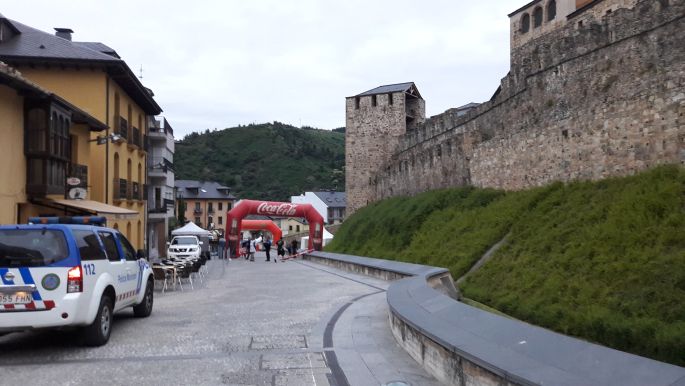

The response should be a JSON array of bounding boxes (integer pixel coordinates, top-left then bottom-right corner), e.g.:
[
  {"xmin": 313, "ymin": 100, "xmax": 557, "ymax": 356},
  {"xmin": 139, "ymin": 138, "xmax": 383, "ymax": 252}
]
[{"xmin": 49, "ymin": 199, "xmax": 139, "ymax": 219}]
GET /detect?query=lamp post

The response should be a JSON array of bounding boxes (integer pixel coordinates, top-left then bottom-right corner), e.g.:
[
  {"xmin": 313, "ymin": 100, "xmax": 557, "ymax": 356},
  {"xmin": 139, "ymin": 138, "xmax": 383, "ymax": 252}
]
[
  {"xmin": 89, "ymin": 133, "xmax": 124, "ymax": 204},
  {"xmin": 90, "ymin": 133, "xmax": 123, "ymax": 145}
]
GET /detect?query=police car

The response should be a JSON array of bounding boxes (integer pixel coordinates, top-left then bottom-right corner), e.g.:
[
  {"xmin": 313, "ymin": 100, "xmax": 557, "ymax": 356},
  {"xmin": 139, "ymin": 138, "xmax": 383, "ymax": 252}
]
[{"xmin": 0, "ymin": 216, "xmax": 154, "ymax": 346}]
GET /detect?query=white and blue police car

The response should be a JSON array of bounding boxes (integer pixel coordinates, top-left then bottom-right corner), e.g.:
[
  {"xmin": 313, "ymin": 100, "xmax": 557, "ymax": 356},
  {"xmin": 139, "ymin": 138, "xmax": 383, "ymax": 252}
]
[{"xmin": 0, "ymin": 216, "xmax": 154, "ymax": 346}]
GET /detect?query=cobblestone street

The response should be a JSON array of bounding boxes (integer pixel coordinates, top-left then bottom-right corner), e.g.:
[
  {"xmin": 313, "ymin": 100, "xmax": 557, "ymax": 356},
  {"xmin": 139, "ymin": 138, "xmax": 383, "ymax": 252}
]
[{"xmin": 0, "ymin": 254, "xmax": 439, "ymax": 386}]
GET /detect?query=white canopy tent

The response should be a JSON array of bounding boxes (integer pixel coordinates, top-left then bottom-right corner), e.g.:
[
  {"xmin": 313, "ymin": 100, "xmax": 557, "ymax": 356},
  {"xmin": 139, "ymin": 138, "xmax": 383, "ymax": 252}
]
[
  {"xmin": 299, "ymin": 227, "xmax": 335, "ymax": 251},
  {"xmin": 171, "ymin": 221, "xmax": 211, "ymax": 236},
  {"xmin": 171, "ymin": 222, "xmax": 211, "ymax": 256}
]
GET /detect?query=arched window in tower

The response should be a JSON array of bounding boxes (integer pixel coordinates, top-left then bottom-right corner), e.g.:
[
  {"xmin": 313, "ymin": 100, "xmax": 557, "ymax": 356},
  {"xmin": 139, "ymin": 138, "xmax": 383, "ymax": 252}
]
[
  {"xmin": 547, "ymin": 0, "xmax": 557, "ymax": 21},
  {"xmin": 533, "ymin": 7, "xmax": 543, "ymax": 27},
  {"xmin": 521, "ymin": 13, "xmax": 530, "ymax": 33}
]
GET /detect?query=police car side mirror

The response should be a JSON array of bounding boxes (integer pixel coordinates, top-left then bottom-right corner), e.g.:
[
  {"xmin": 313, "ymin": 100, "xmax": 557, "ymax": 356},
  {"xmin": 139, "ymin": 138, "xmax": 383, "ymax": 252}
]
[
  {"xmin": 136, "ymin": 249, "xmax": 146, "ymax": 259},
  {"xmin": 199, "ymin": 241, "xmax": 204, "ymax": 245}
]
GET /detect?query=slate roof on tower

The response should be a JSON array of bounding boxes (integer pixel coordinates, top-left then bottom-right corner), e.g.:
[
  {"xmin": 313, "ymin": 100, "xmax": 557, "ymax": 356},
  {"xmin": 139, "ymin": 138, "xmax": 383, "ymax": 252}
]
[{"xmin": 353, "ymin": 82, "xmax": 422, "ymax": 99}]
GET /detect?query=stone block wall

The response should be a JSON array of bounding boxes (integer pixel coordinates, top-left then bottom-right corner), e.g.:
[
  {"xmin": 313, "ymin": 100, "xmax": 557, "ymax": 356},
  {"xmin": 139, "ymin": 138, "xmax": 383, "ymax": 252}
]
[
  {"xmin": 371, "ymin": 0, "xmax": 684, "ymax": 201},
  {"xmin": 345, "ymin": 91, "xmax": 425, "ymax": 214}
]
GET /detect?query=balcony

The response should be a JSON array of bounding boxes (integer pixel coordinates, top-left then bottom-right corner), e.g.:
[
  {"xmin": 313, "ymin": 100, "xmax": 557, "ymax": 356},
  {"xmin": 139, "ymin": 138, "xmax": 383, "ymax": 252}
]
[
  {"xmin": 148, "ymin": 157, "xmax": 173, "ymax": 179},
  {"xmin": 117, "ymin": 117, "xmax": 128, "ymax": 141},
  {"xmin": 147, "ymin": 126, "xmax": 167, "ymax": 142},
  {"xmin": 132, "ymin": 181, "xmax": 142, "ymax": 201},
  {"xmin": 128, "ymin": 126, "xmax": 142, "ymax": 149},
  {"xmin": 114, "ymin": 178, "xmax": 127, "ymax": 201},
  {"xmin": 193, "ymin": 207, "xmax": 203, "ymax": 214}
]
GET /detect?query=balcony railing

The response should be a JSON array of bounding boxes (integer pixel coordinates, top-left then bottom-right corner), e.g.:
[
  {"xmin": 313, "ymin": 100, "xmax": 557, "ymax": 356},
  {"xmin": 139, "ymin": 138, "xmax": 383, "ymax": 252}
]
[
  {"xmin": 131, "ymin": 126, "xmax": 142, "ymax": 148},
  {"xmin": 149, "ymin": 204, "xmax": 167, "ymax": 214},
  {"xmin": 193, "ymin": 208, "xmax": 203, "ymax": 214},
  {"xmin": 114, "ymin": 178, "xmax": 127, "ymax": 201},
  {"xmin": 132, "ymin": 181, "xmax": 142, "ymax": 201},
  {"xmin": 147, "ymin": 157, "xmax": 174, "ymax": 173},
  {"xmin": 118, "ymin": 117, "xmax": 128, "ymax": 140}
]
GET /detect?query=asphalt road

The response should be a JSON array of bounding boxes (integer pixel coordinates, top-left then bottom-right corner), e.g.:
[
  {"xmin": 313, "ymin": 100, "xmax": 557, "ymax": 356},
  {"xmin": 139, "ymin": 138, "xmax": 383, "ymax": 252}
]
[{"xmin": 0, "ymin": 254, "xmax": 440, "ymax": 386}]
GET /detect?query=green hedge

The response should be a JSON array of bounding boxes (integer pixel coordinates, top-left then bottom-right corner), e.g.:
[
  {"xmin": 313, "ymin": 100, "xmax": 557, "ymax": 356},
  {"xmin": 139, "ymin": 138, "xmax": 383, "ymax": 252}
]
[{"xmin": 326, "ymin": 165, "xmax": 685, "ymax": 365}]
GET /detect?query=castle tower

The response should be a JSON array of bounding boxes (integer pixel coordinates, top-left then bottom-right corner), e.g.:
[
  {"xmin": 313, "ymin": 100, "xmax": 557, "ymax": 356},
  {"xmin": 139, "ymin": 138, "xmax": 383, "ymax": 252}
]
[
  {"xmin": 508, "ymin": 0, "xmax": 639, "ymax": 52},
  {"xmin": 345, "ymin": 82, "xmax": 425, "ymax": 215}
]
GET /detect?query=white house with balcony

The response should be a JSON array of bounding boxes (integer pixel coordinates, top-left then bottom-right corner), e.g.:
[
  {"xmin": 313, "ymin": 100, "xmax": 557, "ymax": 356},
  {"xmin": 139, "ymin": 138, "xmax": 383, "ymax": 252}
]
[
  {"xmin": 291, "ymin": 191, "xmax": 346, "ymax": 225},
  {"xmin": 146, "ymin": 117, "xmax": 175, "ymax": 259}
]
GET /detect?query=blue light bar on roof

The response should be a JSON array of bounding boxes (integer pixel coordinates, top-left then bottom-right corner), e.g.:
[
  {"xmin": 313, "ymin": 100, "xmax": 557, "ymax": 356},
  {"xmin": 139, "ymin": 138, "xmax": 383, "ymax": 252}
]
[{"xmin": 28, "ymin": 216, "xmax": 107, "ymax": 226}]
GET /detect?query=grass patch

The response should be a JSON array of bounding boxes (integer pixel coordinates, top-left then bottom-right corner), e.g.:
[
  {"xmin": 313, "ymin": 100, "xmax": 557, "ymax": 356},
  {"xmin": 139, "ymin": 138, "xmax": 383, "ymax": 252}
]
[{"xmin": 327, "ymin": 165, "xmax": 685, "ymax": 365}]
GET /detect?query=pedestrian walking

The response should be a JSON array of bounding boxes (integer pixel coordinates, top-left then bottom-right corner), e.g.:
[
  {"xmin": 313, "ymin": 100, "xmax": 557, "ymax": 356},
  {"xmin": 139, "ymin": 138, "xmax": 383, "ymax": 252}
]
[
  {"xmin": 263, "ymin": 236, "xmax": 272, "ymax": 262},
  {"xmin": 276, "ymin": 238, "xmax": 285, "ymax": 262},
  {"xmin": 218, "ymin": 236, "xmax": 226, "ymax": 260},
  {"xmin": 242, "ymin": 238, "xmax": 249, "ymax": 259},
  {"xmin": 290, "ymin": 239, "xmax": 299, "ymax": 258},
  {"xmin": 248, "ymin": 236, "xmax": 256, "ymax": 262}
]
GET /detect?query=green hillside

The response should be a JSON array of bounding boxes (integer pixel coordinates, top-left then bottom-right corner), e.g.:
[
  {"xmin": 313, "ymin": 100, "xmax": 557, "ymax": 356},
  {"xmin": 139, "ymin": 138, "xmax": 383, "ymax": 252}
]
[
  {"xmin": 325, "ymin": 166, "xmax": 685, "ymax": 365},
  {"xmin": 174, "ymin": 122, "xmax": 344, "ymax": 201}
]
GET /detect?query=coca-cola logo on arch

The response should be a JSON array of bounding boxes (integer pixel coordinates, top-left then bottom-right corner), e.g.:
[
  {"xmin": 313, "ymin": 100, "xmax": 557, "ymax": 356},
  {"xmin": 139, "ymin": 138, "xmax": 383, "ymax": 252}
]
[{"xmin": 256, "ymin": 202, "xmax": 298, "ymax": 216}]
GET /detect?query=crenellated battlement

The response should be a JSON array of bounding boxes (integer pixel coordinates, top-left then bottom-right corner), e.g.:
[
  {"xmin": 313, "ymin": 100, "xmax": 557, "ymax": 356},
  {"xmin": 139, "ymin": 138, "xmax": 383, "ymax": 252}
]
[{"xmin": 346, "ymin": 0, "xmax": 685, "ymax": 213}]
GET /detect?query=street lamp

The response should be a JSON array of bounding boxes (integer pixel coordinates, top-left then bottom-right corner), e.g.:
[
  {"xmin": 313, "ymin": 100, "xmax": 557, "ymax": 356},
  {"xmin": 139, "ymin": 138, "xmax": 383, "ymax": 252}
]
[
  {"xmin": 89, "ymin": 133, "xmax": 123, "ymax": 145},
  {"xmin": 89, "ymin": 132, "xmax": 124, "ymax": 204}
]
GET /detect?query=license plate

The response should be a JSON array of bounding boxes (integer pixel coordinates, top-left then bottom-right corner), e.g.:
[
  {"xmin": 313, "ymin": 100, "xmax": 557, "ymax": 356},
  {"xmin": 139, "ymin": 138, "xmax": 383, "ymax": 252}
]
[{"xmin": 0, "ymin": 292, "xmax": 33, "ymax": 305}]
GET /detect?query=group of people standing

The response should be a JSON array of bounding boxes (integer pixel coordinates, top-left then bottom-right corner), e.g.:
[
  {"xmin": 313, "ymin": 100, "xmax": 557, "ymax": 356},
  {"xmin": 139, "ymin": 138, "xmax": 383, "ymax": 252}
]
[{"xmin": 241, "ymin": 234, "xmax": 299, "ymax": 262}]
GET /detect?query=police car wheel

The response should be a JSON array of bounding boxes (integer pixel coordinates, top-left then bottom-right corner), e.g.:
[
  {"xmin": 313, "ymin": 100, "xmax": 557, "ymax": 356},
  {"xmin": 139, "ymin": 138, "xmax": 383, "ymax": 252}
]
[
  {"xmin": 133, "ymin": 279, "xmax": 154, "ymax": 318},
  {"xmin": 83, "ymin": 295, "xmax": 113, "ymax": 346}
]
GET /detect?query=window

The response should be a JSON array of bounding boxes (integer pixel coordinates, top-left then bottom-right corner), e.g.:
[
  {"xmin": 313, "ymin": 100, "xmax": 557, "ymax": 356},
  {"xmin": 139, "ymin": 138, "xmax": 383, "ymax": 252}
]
[
  {"xmin": 521, "ymin": 13, "xmax": 530, "ymax": 33},
  {"xmin": 98, "ymin": 231, "xmax": 121, "ymax": 262},
  {"xmin": 27, "ymin": 108, "xmax": 47, "ymax": 152},
  {"xmin": 547, "ymin": 0, "xmax": 557, "ymax": 21},
  {"xmin": 195, "ymin": 202, "xmax": 201, "ymax": 210},
  {"xmin": 354, "ymin": 97, "xmax": 360, "ymax": 109},
  {"xmin": 218, "ymin": 202, "xmax": 223, "ymax": 211},
  {"xmin": 371, "ymin": 95, "xmax": 377, "ymax": 107},
  {"xmin": 208, "ymin": 216, "xmax": 213, "ymax": 226},
  {"xmin": 208, "ymin": 203, "xmax": 213, "ymax": 212},
  {"xmin": 218, "ymin": 216, "xmax": 223, "ymax": 225},
  {"xmin": 289, "ymin": 225, "xmax": 293, "ymax": 231},
  {"xmin": 74, "ymin": 230, "xmax": 107, "ymax": 261},
  {"xmin": 0, "ymin": 229, "xmax": 68, "ymax": 267},
  {"xmin": 118, "ymin": 233, "xmax": 137, "ymax": 261},
  {"xmin": 296, "ymin": 225, "xmax": 300, "ymax": 232},
  {"xmin": 388, "ymin": 93, "xmax": 393, "ymax": 105},
  {"xmin": 533, "ymin": 7, "xmax": 543, "ymax": 27},
  {"xmin": 195, "ymin": 217, "xmax": 201, "ymax": 224}
]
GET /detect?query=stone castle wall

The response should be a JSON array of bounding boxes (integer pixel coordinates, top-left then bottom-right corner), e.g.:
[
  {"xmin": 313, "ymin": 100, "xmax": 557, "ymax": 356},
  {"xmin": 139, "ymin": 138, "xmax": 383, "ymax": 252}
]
[{"xmin": 370, "ymin": 0, "xmax": 684, "ymax": 201}]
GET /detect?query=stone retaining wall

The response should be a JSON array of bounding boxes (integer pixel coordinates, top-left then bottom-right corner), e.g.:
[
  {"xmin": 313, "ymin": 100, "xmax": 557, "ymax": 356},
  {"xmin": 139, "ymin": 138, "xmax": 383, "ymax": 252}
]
[{"xmin": 304, "ymin": 251, "xmax": 685, "ymax": 386}]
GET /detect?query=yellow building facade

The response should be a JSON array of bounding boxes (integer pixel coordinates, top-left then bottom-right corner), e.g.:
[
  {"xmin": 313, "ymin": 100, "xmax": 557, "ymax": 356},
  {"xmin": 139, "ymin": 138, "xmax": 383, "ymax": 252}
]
[
  {"xmin": 0, "ymin": 77, "xmax": 27, "ymax": 225},
  {"xmin": 0, "ymin": 62, "xmax": 113, "ymax": 226},
  {"xmin": 0, "ymin": 16, "xmax": 162, "ymax": 249}
]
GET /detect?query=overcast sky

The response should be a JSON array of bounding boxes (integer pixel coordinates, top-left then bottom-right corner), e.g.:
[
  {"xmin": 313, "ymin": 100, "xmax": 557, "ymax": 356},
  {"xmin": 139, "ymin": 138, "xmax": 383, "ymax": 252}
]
[{"xmin": 2, "ymin": 1, "xmax": 515, "ymax": 139}]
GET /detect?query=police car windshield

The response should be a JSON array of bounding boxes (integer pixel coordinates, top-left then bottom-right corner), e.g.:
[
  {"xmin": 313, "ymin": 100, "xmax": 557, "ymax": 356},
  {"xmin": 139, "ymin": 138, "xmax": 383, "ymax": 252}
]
[
  {"xmin": 0, "ymin": 229, "xmax": 69, "ymax": 267},
  {"xmin": 171, "ymin": 237, "xmax": 198, "ymax": 245}
]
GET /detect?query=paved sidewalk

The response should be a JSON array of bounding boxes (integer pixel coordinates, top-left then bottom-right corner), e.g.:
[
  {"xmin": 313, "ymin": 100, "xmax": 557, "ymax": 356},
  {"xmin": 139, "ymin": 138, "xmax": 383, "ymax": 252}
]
[{"xmin": 0, "ymin": 252, "xmax": 439, "ymax": 386}]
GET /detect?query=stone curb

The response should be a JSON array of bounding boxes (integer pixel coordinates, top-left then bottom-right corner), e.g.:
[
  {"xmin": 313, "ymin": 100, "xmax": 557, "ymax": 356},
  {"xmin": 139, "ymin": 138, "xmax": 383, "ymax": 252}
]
[{"xmin": 304, "ymin": 251, "xmax": 685, "ymax": 386}]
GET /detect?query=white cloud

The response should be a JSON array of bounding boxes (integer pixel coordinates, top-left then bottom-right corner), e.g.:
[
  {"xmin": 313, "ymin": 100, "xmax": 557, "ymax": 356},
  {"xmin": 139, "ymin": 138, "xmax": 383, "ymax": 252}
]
[{"xmin": 2, "ymin": 0, "xmax": 515, "ymax": 138}]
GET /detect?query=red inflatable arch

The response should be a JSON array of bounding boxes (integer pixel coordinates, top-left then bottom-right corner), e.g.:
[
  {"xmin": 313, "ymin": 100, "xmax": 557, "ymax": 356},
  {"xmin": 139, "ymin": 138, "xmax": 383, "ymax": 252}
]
[
  {"xmin": 240, "ymin": 219, "xmax": 282, "ymax": 243},
  {"xmin": 226, "ymin": 200, "xmax": 325, "ymax": 253}
]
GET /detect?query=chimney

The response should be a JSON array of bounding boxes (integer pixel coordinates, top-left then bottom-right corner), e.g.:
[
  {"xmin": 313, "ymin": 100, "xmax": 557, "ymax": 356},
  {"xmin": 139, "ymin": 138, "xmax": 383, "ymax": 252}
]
[{"xmin": 54, "ymin": 28, "xmax": 73, "ymax": 41}]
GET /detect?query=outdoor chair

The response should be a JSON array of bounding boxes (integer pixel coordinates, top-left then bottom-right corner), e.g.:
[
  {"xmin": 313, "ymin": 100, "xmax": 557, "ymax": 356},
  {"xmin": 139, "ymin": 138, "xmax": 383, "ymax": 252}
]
[
  {"xmin": 177, "ymin": 264, "xmax": 193, "ymax": 290},
  {"xmin": 191, "ymin": 260, "xmax": 203, "ymax": 284},
  {"xmin": 152, "ymin": 267, "xmax": 170, "ymax": 293}
]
